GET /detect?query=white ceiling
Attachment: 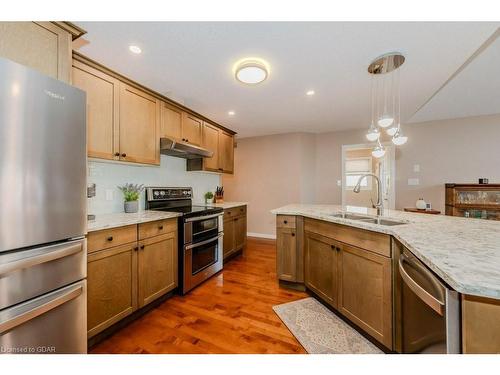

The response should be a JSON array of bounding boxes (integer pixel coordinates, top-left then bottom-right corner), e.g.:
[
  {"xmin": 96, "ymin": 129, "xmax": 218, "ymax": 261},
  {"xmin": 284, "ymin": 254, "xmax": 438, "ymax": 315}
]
[
  {"xmin": 74, "ymin": 22, "xmax": 499, "ymax": 138},
  {"xmin": 409, "ymin": 31, "xmax": 500, "ymax": 123}
]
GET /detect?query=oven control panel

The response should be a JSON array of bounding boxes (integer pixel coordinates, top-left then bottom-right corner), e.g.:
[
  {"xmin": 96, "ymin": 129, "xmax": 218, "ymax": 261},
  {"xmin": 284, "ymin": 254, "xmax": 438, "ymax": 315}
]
[{"xmin": 146, "ymin": 187, "xmax": 193, "ymax": 201}]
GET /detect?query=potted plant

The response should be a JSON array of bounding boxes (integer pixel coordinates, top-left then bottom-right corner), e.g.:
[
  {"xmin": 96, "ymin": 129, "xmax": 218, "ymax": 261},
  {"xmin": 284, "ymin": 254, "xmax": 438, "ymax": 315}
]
[
  {"xmin": 118, "ymin": 183, "xmax": 144, "ymax": 213},
  {"xmin": 204, "ymin": 191, "xmax": 214, "ymax": 204}
]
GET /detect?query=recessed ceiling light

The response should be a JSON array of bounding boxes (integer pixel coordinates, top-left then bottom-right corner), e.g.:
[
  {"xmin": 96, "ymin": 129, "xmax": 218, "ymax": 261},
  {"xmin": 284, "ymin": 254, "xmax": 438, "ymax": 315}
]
[
  {"xmin": 228, "ymin": 111, "xmax": 235, "ymax": 116},
  {"xmin": 233, "ymin": 58, "xmax": 270, "ymax": 85},
  {"xmin": 306, "ymin": 90, "xmax": 315, "ymax": 96},
  {"xmin": 129, "ymin": 45, "xmax": 142, "ymax": 54}
]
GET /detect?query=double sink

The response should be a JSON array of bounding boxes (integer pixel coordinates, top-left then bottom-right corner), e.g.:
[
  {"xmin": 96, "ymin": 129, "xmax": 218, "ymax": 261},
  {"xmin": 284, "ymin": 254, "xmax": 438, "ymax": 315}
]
[{"xmin": 329, "ymin": 212, "xmax": 407, "ymax": 226}]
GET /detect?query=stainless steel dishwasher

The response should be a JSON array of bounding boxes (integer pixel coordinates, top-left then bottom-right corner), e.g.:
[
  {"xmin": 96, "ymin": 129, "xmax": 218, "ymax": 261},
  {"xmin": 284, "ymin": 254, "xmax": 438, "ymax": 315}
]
[{"xmin": 394, "ymin": 241, "xmax": 461, "ymax": 354}]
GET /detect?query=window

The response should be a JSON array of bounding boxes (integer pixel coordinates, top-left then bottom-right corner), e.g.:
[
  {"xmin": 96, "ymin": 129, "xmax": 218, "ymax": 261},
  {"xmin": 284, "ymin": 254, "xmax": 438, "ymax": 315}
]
[{"xmin": 345, "ymin": 157, "xmax": 372, "ymax": 189}]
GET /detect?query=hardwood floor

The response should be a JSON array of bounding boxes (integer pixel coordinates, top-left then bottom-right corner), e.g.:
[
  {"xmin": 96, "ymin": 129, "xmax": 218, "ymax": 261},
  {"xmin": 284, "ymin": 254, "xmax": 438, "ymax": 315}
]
[{"xmin": 90, "ymin": 237, "xmax": 308, "ymax": 354}]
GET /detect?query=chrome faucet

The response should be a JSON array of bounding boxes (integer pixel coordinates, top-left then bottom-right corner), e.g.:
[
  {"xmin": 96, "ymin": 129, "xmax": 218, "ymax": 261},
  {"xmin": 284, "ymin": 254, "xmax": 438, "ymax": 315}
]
[{"xmin": 353, "ymin": 173, "xmax": 384, "ymax": 216}]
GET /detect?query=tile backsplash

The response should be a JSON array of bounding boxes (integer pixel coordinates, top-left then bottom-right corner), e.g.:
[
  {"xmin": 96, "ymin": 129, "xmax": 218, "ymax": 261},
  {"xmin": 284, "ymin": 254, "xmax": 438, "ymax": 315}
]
[{"xmin": 88, "ymin": 155, "xmax": 221, "ymax": 215}]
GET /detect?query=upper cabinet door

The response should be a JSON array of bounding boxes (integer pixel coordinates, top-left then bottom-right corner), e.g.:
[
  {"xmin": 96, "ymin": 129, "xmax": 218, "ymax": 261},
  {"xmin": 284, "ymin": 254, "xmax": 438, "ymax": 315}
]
[
  {"xmin": 119, "ymin": 83, "xmax": 160, "ymax": 165},
  {"xmin": 72, "ymin": 61, "xmax": 119, "ymax": 160},
  {"xmin": 202, "ymin": 122, "xmax": 220, "ymax": 171},
  {"xmin": 182, "ymin": 113, "xmax": 202, "ymax": 146},
  {"xmin": 0, "ymin": 22, "xmax": 71, "ymax": 82},
  {"xmin": 219, "ymin": 131, "xmax": 234, "ymax": 174},
  {"xmin": 160, "ymin": 101, "xmax": 183, "ymax": 141}
]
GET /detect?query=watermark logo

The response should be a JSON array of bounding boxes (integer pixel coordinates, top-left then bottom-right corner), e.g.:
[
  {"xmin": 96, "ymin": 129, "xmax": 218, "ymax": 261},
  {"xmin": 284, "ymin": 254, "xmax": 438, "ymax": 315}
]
[{"xmin": 1, "ymin": 345, "xmax": 56, "ymax": 354}]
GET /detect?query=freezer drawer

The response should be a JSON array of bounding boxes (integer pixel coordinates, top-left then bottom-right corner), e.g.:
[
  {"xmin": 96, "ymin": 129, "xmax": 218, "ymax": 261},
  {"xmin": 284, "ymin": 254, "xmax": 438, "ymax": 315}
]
[
  {"xmin": 0, "ymin": 239, "xmax": 86, "ymax": 310},
  {"xmin": 0, "ymin": 280, "xmax": 87, "ymax": 354}
]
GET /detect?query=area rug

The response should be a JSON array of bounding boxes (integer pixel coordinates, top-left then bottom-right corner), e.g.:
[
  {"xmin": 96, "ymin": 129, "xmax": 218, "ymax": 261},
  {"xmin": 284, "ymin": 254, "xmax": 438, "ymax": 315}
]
[{"xmin": 273, "ymin": 297, "xmax": 383, "ymax": 354}]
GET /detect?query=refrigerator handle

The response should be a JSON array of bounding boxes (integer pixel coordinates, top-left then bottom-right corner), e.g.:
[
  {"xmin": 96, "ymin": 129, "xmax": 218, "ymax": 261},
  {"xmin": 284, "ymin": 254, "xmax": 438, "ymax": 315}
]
[
  {"xmin": 0, "ymin": 284, "xmax": 83, "ymax": 334},
  {"xmin": 0, "ymin": 240, "xmax": 84, "ymax": 277}
]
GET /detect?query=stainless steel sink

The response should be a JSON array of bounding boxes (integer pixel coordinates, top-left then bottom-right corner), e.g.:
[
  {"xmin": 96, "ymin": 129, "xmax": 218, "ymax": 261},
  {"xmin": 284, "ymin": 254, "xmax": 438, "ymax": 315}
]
[
  {"xmin": 329, "ymin": 212, "xmax": 407, "ymax": 226},
  {"xmin": 357, "ymin": 217, "xmax": 407, "ymax": 226}
]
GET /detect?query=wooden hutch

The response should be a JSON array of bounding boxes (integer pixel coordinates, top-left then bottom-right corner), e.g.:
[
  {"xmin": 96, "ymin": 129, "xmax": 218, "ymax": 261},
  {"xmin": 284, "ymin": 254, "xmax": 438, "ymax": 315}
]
[{"xmin": 445, "ymin": 183, "xmax": 500, "ymax": 220}]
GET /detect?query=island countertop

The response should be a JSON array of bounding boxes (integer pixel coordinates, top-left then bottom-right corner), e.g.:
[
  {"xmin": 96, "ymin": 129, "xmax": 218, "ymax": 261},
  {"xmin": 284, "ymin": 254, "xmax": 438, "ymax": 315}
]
[
  {"xmin": 87, "ymin": 210, "xmax": 182, "ymax": 232},
  {"xmin": 271, "ymin": 204, "xmax": 500, "ymax": 300}
]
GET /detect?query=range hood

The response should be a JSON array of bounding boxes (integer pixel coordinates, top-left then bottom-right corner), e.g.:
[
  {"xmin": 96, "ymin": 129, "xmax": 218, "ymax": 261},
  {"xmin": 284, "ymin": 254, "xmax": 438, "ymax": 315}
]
[{"xmin": 160, "ymin": 137, "xmax": 213, "ymax": 159}]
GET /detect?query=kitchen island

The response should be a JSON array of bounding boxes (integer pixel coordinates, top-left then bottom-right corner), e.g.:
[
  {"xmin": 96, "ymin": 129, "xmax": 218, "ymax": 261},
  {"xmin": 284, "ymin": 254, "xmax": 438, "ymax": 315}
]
[{"xmin": 272, "ymin": 204, "xmax": 500, "ymax": 353}]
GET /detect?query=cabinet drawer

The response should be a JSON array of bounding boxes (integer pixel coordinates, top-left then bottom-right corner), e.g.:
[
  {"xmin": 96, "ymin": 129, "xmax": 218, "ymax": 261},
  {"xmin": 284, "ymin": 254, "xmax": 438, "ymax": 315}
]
[
  {"xmin": 224, "ymin": 207, "xmax": 241, "ymax": 219},
  {"xmin": 277, "ymin": 215, "xmax": 296, "ymax": 229},
  {"xmin": 138, "ymin": 218, "xmax": 177, "ymax": 240},
  {"xmin": 87, "ymin": 225, "xmax": 137, "ymax": 253}
]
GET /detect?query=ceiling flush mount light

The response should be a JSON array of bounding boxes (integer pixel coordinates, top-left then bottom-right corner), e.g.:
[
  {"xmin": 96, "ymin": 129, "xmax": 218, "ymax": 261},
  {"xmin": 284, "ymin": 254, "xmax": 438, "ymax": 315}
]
[
  {"xmin": 129, "ymin": 45, "xmax": 142, "ymax": 54},
  {"xmin": 306, "ymin": 90, "xmax": 315, "ymax": 96},
  {"xmin": 364, "ymin": 52, "xmax": 407, "ymax": 154},
  {"xmin": 228, "ymin": 110, "xmax": 235, "ymax": 116},
  {"xmin": 233, "ymin": 58, "xmax": 269, "ymax": 85}
]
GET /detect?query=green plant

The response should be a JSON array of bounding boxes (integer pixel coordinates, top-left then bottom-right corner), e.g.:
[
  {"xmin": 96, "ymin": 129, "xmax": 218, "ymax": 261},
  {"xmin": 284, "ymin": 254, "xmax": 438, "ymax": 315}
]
[
  {"xmin": 118, "ymin": 183, "xmax": 144, "ymax": 202},
  {"xmin": 204, "ymin": 191, "xmax": 214, "ymax": 200}
]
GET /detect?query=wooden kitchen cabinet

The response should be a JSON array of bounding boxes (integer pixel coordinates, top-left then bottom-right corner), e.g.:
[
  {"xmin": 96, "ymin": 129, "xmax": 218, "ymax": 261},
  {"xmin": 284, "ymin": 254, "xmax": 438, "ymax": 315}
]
[
  {"xmin": 338, "ymin": 243, "xmax": 393, "ymax": 349},
  {"xmin": 0, "ymin": 22, "xmax": 83, "ymax": 83},
  {"xmin": 72, "ymin": 60, "xmax": 119, "ymax": 160},
  {"xmin": 462, "ymin": 295, "xmax": 500, "ymax": 353},
  {"xmin": 201, "ymin": 122, "xmax": 220, "ymax": 171},
  {"xmin": 138, "ymin": 232, "xmax": 177, "ymax": 307},
  {"xmin": 304, "ymin": 231, "xmax": 338, "ymax": 308},
  {"xmin": 86, "ymin": 219, "xmax": 178, "ymax": 339},
  {"xmin": 219, "ymin": 130, "xmax": 234, "ymax": 174},
  {"xmin": 182, "ymin": 112, "xmax": 203, "ymax": 146},
  {"xmin": 160, "ymin": 101, "xmax": 183, "ymax": 141},
  {"xmin": 87, "ymin": 242, "xmax": 138, "ymax": 338},
  {"xmin": 119, "ymin": 83, "xmax": 160, "ymax": 165},
  {"xmin": 223, "ymin": 205, "xmax": 247, "ymax": 261},
  {"xmin": 277, "ymin": 228, "xmax": 298, "ymax": 282}
]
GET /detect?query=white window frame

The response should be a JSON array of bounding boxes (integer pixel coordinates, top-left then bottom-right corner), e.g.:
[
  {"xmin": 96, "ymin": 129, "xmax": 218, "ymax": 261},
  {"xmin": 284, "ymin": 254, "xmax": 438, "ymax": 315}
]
[{"xmin": 344, "ymin": 156, "xmax": 372, "ymax": 191}]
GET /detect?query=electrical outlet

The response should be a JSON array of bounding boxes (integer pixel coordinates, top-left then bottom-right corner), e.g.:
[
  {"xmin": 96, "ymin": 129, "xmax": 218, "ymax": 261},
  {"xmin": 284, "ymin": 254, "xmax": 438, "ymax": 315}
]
[
  {"xmin": 413, "ymin": 164, "xmax": 420, "ymax": 173},
  {"xmin": 105, "ymin": 189, "xmax": 114, "ymax": 201},
  {"xmin": 337, "ymin": 180, "xmax": 342, "ymax": 187},
  {"xmin": 408, "ymin": 178, "xmax": 420, "ymax": 186}
]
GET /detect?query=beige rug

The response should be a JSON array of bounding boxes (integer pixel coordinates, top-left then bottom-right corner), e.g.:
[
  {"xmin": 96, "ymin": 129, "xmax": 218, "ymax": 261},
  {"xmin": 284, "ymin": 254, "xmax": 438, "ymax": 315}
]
[{"xmin": 273, "ymin": 297, "xmax": 383, "ymax": 354}]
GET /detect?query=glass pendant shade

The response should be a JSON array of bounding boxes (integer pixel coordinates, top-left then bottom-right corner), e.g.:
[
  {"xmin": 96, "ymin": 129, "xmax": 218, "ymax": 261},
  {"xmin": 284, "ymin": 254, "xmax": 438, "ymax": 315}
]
[
  {"xmin": 392, "ymin": 129, "xmax": 408, "ymax": 145},
  {"xmin": 366, "ymin": 124, "xmax": 380, "ymax": 141},
  {"xmin": 377, "ymin": 114, "xmax": 394, "ymax": 128},
  {"xmin": 372, "ymin": 144, "xmax": 386, "ymax": 158},
  {"xmin": 386, "ymin": 125, "xmax": 398, "ymax": 136}
]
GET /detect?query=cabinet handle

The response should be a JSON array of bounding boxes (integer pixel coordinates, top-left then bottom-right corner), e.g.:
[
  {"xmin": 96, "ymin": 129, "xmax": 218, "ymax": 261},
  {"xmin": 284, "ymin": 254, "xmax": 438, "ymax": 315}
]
[
  {"xmin": 158, "ymin": 225, "xmax": 164, "ymax": 230},
  {"xmin": 291, "ymin": 232, "xmax": 295, "ymax": 237},
  {"xmin": 114, "ymin": 152, "xmax": 120, "ymax": 157},
  {"xmin": 140, "ymin": 245, "xmax": 145, "ymax": 250},
  {"xmin": 134, "ymin": 246, "xmax": 139, "ymax": 251},
  {"xmin": 235, "ymin": 218, "xmax": 238, "ymax": 222},
  {"xmin": 107, "ymin": 236, "xmax": 113, "ymax": 242},
  {"xmin": 336, "ymin": 247, "xmax": 341, "ymax": 252},
  {"xmin": 218, "ymin": 168, "xmax": 223, "ymax": 171},
  {"xmin": 284, "ymin": 220, "xmax": 288, "ymax": 224},
  {"xmin": 121, "ymin": 153, "xmax": 127, "ymax": 157},
  {"xmin": 331, "ymin": 245, "xmax": 335, "ymax": 249}
]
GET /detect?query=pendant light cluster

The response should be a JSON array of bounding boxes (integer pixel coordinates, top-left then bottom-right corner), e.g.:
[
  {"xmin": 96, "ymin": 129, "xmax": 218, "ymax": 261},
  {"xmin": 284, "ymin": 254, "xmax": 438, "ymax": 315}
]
[{"xmin": 365, "ymin": 53, "xmax": 407, "ymax": 158}]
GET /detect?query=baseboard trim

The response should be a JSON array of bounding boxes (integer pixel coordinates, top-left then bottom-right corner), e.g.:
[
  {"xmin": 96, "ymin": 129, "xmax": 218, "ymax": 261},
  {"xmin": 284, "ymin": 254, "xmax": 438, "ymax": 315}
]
[{"xmin": 247, "ymin": 232, "xmax": 276, "ymax": 240}]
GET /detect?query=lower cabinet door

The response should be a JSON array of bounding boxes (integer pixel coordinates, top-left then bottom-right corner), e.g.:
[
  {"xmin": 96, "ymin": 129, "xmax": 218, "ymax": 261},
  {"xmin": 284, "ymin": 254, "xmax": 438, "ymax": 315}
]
[
  {"xmin": 338, "ymin": 243, "xmax": 393, "ymax": 349},
  {"xmin": 234, "ymin": 216, "xmax": 247, "ymax": 250},
  {"xmin": 87, "ymin": 243, "xmax": 138, "ymax": 338},
  {"xmin": 223, "ymin": 218, "xmax": 235, "ymax": 259},
  {"xmin": 304, "ymin": 232, "xmax": 338, "ymax": 308},
  {"xmin": 138, "ymin": 232, "xmax": 178, "ymax": 307},
  {"xmin": 277, "ymin": 227, "xmax": 298, "ymax": 282}
]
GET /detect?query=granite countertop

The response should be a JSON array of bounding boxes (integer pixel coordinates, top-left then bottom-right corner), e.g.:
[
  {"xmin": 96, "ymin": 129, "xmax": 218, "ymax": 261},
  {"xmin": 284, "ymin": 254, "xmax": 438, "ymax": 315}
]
[
  {"xmin": 198, "ymin": 201, "xmax": 248, "ymax": 209},
  {"xmin": 271, "ymin": 204, "xmax": 500, "ymax": 300},
  {"xmin": 87, "ymin": 210, "xmax": 182, "ymax": 232}
]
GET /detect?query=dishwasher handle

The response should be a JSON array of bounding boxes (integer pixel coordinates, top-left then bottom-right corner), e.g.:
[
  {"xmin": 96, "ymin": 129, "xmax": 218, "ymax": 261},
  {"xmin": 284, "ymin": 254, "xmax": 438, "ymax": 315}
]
[{"xmin": 399, "ymin": 253, "xmax": 445, "ymax": 316}]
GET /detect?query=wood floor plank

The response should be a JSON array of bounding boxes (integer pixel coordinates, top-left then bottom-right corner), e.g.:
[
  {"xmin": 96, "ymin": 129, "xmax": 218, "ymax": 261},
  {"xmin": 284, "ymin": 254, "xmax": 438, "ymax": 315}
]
[{"xmin": 90, "ymin": 237, "xmax": 307, "ymax": 354}]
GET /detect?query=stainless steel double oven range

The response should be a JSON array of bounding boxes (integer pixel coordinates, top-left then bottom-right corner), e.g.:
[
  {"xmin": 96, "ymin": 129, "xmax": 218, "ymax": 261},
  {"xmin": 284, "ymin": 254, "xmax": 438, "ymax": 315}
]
[{"xmin": 145, "ymin": 187, "xmax": 224, "ymax": 295}]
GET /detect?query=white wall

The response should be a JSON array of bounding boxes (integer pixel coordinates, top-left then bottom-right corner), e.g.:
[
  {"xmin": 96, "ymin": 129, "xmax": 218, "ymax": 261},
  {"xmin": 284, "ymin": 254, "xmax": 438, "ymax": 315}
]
[{"xmin": 88, "ymin": 155, "xmax": 220, "ymax": 215}]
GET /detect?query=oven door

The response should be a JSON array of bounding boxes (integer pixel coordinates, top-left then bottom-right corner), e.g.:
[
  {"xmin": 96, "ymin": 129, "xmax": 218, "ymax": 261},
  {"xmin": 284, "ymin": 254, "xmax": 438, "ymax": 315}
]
[
  {"xmin": 183, "ymin": 234, "xmax": 223, "ymax": 294},
  {"xmin": 184, "ymin": 213, "xmax": 222, "ymax": 243}
]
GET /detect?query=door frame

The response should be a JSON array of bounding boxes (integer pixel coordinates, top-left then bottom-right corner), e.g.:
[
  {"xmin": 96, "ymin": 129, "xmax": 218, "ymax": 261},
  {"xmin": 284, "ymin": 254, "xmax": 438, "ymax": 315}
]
[{"xmin": 341, "ymin": 142, "xmax": 396, "ymax": 210}]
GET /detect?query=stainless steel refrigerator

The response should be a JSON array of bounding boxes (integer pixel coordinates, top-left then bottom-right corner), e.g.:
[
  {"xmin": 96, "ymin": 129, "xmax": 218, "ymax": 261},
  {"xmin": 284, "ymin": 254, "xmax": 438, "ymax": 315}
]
[{"xmin": 0, "ymin": 58, "xmax": 87, "ymax": 354}]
